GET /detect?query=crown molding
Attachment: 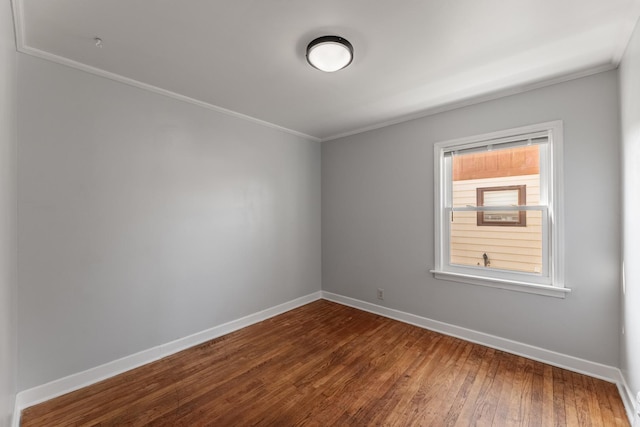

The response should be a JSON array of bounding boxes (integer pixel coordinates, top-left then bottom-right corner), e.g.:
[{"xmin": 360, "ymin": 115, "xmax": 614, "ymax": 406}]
[
  {"xmin": 12, "ymin": 0, "xmax": 629, "ymax": 145},
  {"xmin": 10, "ymin": 0, "xmax": 320, "ymax": 143},
  {"xmin": 319, "ymin": 63, "xmax": 616, "ymax": 142}
]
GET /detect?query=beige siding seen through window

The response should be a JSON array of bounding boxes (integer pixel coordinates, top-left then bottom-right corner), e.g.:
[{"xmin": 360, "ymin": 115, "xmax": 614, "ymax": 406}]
[{"xmin": 450, "ymin": 174, "xmax": 542, "ymax": 273}]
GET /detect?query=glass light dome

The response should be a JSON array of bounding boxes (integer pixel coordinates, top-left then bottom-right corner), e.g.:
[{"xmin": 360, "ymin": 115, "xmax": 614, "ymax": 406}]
[{"xmin": 306, "ymin": 36, "xmax": 353, "ymax": 72}]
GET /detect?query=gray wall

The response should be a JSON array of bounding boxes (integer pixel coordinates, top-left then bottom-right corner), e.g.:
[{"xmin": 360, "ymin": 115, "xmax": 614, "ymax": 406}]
[
  {"xmin": 323, "ymin": 70, "xmax": 621, "ymax": 366},
  {"xmin": 0, "ymin": 0, "xmax": 17, "ymax": 424},
  {"xmin": 620, "ymin": 18, "xmax": 640, "ymax": 408},
  {"xmin": 17, "ymin": 55, "xmax": 321, "ymax": 391}
]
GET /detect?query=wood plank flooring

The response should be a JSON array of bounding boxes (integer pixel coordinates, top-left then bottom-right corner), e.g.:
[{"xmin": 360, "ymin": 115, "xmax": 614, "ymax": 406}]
[{"xmin": 21, "ymin": 300, "xmax": 629, "ymax": 426}]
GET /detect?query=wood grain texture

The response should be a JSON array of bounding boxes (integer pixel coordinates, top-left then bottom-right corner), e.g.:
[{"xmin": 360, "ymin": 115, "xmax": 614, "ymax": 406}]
[{"xmin": 21, "ymin": 300, "xmax": 629, "ymax": 426}]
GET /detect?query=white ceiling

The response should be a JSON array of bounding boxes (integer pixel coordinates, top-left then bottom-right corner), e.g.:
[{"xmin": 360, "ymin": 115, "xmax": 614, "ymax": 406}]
[{"xmin": 13, "ymin": 0, "xmax": 640, "ymax": 141}]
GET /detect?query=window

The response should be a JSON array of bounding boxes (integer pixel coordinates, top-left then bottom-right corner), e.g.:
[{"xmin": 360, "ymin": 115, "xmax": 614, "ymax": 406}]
[
  {"xmin": 432, "ymin": 121, "xmax": 568, "ymax": 298},
  {"xmin": 476, "ymin": 185, "xmax": 526, "ymax": 226}
]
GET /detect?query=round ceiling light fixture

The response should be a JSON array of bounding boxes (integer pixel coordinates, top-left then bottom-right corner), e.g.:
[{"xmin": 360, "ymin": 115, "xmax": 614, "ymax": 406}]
[{"xmin": 306, "ymin": 36, "xmax": 353, "ymax": 72}]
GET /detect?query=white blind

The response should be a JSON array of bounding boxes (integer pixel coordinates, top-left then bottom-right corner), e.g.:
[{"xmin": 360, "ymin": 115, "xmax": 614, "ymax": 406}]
[
  {"xmin": 443, "ymin": 132, "xmax": 548, "ymax": 157},
  {"xmin": 483, "ymin": 189, "xmax": 520, "ymax": 206}
]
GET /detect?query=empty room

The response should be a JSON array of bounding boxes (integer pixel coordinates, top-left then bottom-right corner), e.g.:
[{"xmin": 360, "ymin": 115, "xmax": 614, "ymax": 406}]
[{"xmin": 2, "ymin": 0, "xmax": 640, "ymax": 425}]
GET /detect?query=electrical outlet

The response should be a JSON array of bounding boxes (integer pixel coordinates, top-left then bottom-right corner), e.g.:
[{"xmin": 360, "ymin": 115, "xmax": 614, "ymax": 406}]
[{"xmin": 377, "ymin": 288, "xmax": 384, "ymax": 300}]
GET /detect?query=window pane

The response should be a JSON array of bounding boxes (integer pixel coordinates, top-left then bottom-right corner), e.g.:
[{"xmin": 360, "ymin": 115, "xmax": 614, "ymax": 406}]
[
  {"xmin": 476, "ymin": 185, "xmax": 526, "ymax": 226},
  {"xmin": 450, "ymin": 210, "xmax": 543, "ymax": 274},
  {"xmin": 483, "ymin": 189, "xmax": 519, "ymax": 206},
  {"xmin": 452, "ymin": 145, "xmax": 541, "ymax": 207},
  {"xmin": 483, "ymin": 210, "xmax": 520, "ymax": 223},
  {"xmin": 450, "ymin": 145, "xmax": 543, "ymax": 274}
]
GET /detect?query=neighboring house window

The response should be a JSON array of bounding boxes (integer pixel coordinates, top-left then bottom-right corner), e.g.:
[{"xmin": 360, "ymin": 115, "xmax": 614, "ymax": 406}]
[
  {"xmin": 432, "ymin": 121, "xmax": 568, "ymax": 298},
  {"xmin": 476, "ymin": 185, "xmax": 526, "ymax": 227}
]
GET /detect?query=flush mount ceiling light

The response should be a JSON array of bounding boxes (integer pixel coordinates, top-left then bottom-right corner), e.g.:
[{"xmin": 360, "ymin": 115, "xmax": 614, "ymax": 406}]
[{"xmin": 306, "ymin": 36, "xmax": 353, "ymax": 72}]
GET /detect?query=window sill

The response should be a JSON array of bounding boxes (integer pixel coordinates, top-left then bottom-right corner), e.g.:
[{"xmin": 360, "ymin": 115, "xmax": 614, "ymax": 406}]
[{"xmin": 430, "ymin": 270, "xmax": 571, "ymax": 298}]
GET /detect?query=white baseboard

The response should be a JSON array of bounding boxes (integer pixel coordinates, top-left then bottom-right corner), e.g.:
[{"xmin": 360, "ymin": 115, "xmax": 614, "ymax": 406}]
[
  {"xmin": 321, "ymin": 291, "xmax": 635, "ymax": 424},
  {"xmin": 11, "ymin": 290, "xmax": 636, "ymax": 426},
  {"xmin": 12, "ymin": 291, "xmax": 322, "ymax": 422},
  {"xmin": 618, "ymin": 375, "xmax": 639, "ymax": 426},
  {"xmin": 10, "ymin": 395, "xmax": 18, "ymax": 427}
]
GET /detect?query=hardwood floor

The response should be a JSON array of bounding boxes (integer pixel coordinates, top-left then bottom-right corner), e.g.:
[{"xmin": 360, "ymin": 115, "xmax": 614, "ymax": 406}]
[{"xmin": 21, "ymin": 300, "xmax": 629, "ymax": 426}]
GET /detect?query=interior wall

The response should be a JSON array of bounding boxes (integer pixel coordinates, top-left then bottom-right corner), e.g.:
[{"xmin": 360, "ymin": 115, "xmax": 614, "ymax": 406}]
[
  {"xmin": 322, "ymin": 70, "xmax": 621, "ymax": 366},
  {"xmin": 0, "ymin": 0, "xmax": 17, "ymax": 424},
  {"xmin": 620, "ymin": 17, "xmax": 640, "ymax": 410},
  {"xmin": 17, "ymin": 54, "xmax": 322, "ymax": 391}
]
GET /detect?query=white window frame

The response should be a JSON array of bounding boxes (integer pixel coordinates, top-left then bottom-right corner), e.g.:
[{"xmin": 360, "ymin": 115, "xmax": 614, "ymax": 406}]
[{"xmin": 431, "ymin": 121, "xmax": 569, "ymax": 298}]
